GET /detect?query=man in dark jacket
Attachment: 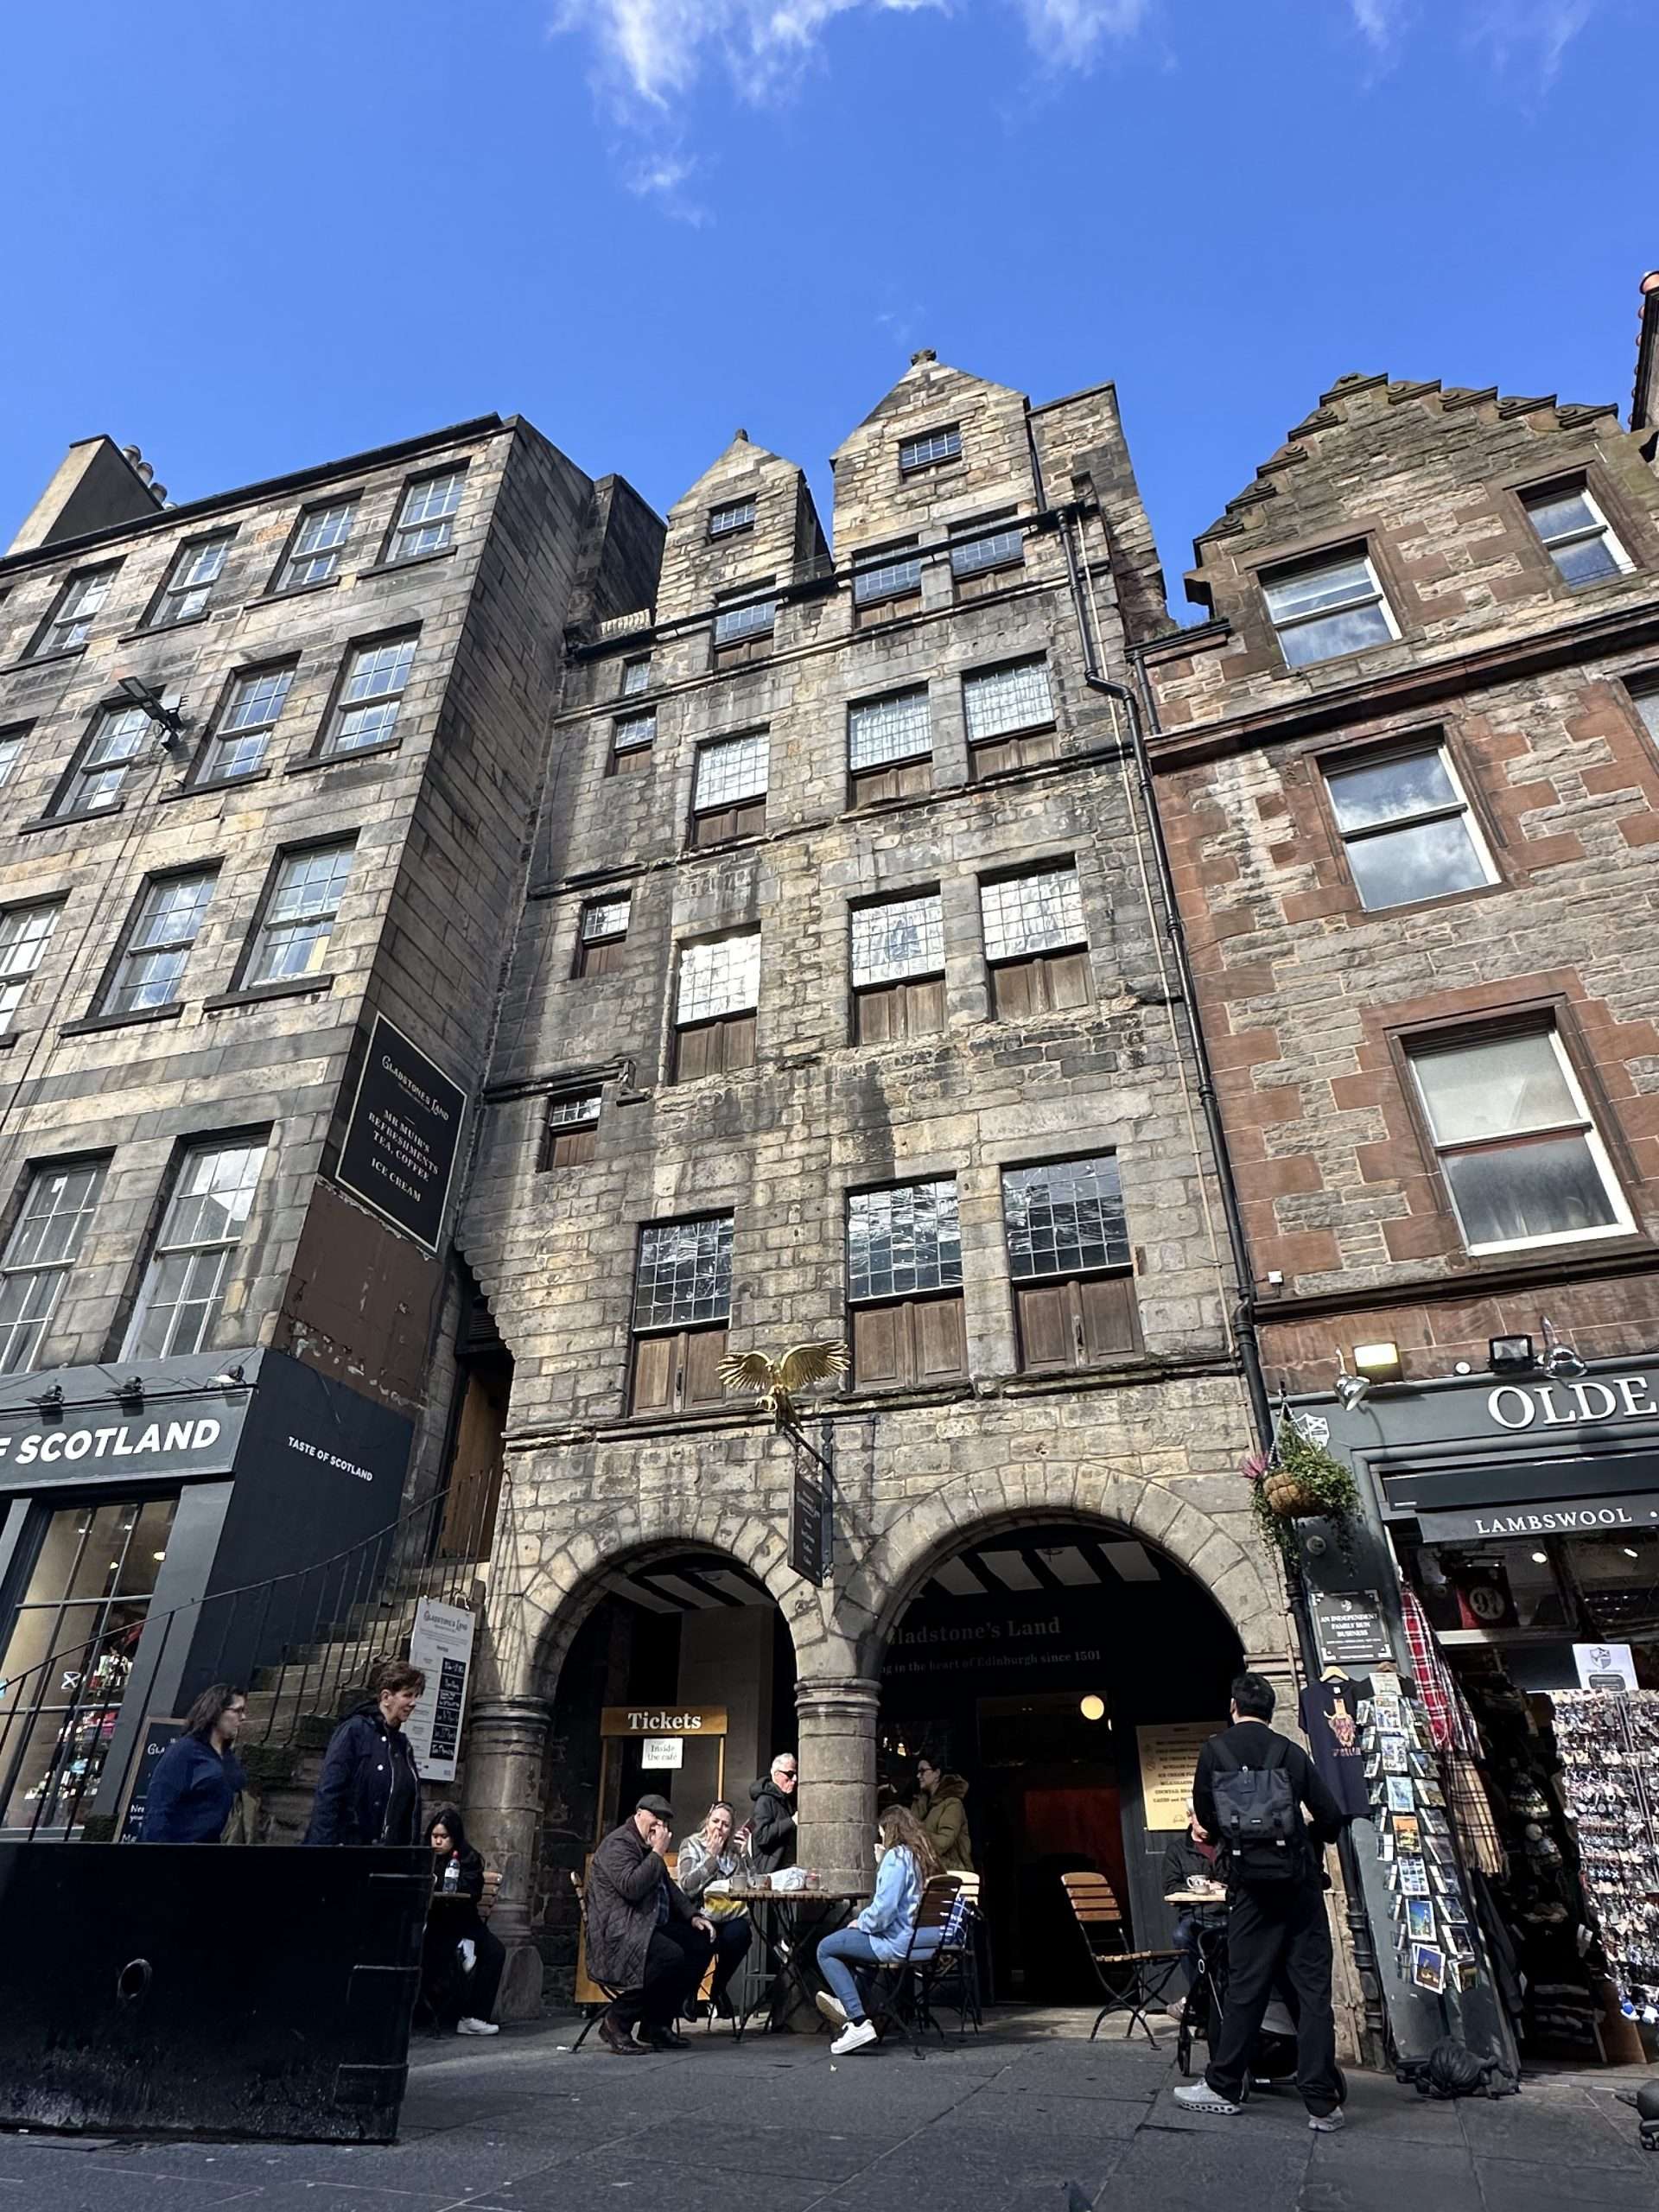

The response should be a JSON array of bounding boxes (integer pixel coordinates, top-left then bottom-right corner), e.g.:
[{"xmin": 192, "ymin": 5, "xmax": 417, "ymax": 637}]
[
  {"xmin": 1173, "ymin": 1672, "xmax": 1347, "ymax": 2131},
  {"xmin": 1161, "ymin": 1799, "xmax": 1226, "ymax": 1993},
  {"xmin": 586, "ymin": 1794, "xmax": 715, "ymax": 2055},
  {"xmin": 747, "ymin": 1754, "xmax": 798, "ymax": 1874},
  {"xmin": 304, "ymin": 1660, "xmax": 426, "ymax": 1847}
]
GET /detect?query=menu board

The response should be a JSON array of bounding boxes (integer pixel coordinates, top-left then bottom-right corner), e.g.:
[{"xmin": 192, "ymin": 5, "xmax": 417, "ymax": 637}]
[{"xmin": 1135, "ymin": 1722, "xmax": 1213, "ymax": 1830}]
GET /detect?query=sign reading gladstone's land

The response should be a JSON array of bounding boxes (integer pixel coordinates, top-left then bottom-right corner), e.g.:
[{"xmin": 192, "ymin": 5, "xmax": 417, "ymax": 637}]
[{"xmin": 335, "ymin": 1015, "xmax": 466, "ymax": 1251}]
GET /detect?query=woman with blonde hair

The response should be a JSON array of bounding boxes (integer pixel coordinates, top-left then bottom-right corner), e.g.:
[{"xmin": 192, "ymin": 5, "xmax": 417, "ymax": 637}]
[
  {"xmin": 814, "ymin": 1802, "xmax": 947, "ymax": 2055},
  {"xmin": 671, "ymin": 1798, "xmax": 757, "ymax": 2019}
]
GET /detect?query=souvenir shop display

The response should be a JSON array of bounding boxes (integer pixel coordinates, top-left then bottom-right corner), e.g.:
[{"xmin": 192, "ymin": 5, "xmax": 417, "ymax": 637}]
[
  {"xmin": 1551, "ymin": 1688, "xmax": 1659, "ymax": 2025},
  {"xmin": 1360, "ymin": 1682, "xmax": 1480, "ymax": 1995}
]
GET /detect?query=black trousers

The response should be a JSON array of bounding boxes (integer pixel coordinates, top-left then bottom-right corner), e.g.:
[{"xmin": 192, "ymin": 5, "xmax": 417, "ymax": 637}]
[
  {"xmin": 421, "ymin": 1912, "xmax": 506, "ymax": 2024},
  {"xmin": 610, "ymin": 1921, "xmax": 715, "ymax": 2032},
  {"xmin": 708, "ymin": 1915, "xmax": 753, "ymax": 2004},
  {"xmin": 1205, "ymin": 1882, "xmax": 1341, "ymax": 2117}
]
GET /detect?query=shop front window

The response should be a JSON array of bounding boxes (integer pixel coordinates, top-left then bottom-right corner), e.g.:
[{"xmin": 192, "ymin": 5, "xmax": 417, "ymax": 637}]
[{"xmin": 0, "ymin": 1495, "xmax": 177, "ymax": 1830}]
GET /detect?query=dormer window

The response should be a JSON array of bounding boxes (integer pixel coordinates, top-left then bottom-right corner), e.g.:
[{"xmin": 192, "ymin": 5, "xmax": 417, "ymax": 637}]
[
  {"xmin": 709, "ymin": 500, "xmax": 756, "ymax": 539},
  {"xmin": 1261, "ymin": 546, "xmax": 1398, "ymax": 669},
  {"xmin": 899, "ymin": 426, "xmax": 961, "ymax": 474},
  {"xmin": 852, "ymin": 540, "xmax": 922, "ymax": 626},
  {"xmin": 712, "ymin": 588, "xmax": 776, "ymax": 667}
]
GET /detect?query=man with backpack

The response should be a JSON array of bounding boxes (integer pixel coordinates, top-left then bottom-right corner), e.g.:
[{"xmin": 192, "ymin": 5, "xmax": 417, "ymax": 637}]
[{"xmin": 1173, "ymin": 1671, "xmax": 1348, "ymax": 2132}]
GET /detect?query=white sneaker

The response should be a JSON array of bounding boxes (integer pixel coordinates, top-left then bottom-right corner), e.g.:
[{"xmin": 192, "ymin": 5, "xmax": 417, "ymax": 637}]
[
  {"xmin": 830, "ymin": 2019, "xmax": 879, "ymax": 2056},
  {"xmin": 1308, "ymin": 2109, "xmax": 1344, "ymax": 2133},
  {"xmin": 816, "ymin": 1992, "xmax": 849, "ymax": 2029},
  {"xmin": 1173, "ymin": 2082, "xmax": 1242, "ymax": 2116},
  {"xmin": 456, "ymin": 2017, "xmax": 499, "ymax": 2037}
]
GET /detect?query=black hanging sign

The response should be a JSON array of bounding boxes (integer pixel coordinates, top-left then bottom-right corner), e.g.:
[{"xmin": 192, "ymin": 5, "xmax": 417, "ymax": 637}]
[
  {"xmin": 788, "ymin": 1438, "xmax": 831, "ymax": 1586},
  {"xmin": 334, "ymin": 1015, "xmax": 467, "ymax": 1253},
  {"xmin": 1310, "ymin": 1590, "xmax": 1395, "ymax": 1671}
]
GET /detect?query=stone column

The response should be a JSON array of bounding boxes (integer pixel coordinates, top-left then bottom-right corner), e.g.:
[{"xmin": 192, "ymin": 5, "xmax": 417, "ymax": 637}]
[
  {"xmin": 793, "ymin": 1675, "xmax": 879, "ymax": 1890},
  {"xmin": 464, "ymin": 1694, "xmax": 552, "ymax": 2020}
]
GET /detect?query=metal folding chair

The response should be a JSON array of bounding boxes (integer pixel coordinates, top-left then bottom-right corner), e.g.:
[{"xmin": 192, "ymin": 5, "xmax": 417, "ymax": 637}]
[
  {"xmin": 568, "ymin": 1869, "xmax": 621, "ymax": 2052},
  {"xmin": 863, "ymin": 1875, "xmax": 964, "ymax": 2058},
  {"xmin": 1059, "ymin": 1872, "xmax": 1181, "ymax": 2048}
]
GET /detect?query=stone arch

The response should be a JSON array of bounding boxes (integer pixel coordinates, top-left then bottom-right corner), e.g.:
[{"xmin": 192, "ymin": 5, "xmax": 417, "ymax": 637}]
[
  {"xmin": 500, "ymin": 1511, "xmax": 817, "ymax": 1707},
  {"xmin": 852, "ymin": 1468, "xmax": 1281, "ymax": 1674}
]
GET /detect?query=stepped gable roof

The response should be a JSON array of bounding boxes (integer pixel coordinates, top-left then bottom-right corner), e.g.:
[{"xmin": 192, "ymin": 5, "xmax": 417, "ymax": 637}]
[{"xmin": 1191, "ymin": 371, "xmax": 1624, "ymax": 556}]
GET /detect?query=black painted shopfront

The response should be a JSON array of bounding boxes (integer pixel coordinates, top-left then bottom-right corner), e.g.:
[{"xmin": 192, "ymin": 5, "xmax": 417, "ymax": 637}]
[
  {"xmin": 0, "ymin": 1347, "xmax": 412, "ymax": 1834},
  {"xmin": 1313, "ymin": 1357, "xmax": 1659, "ymax": 2066}
]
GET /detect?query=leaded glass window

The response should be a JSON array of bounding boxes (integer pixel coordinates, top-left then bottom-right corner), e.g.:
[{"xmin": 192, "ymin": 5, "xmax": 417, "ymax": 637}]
[
  {"xmin": 709, "ymin": 500, "xmax": 755, "ymax": 537},
  {"xmin": 582, "ymin": 896, "xmax": 630, "ymax": 943},
  {"xmin": 849, "ymin": 690, "xmax": 931, "ymax": 773},
  {"xmin": 620, "ymin": 657, "xmax": 651, "ymax": 696},
  {"xmin": 613, "ymin": 711, "xmax": 656, "ymax": 755},
  {"xmin": 980, "ymin": 867, "xmax": 1086, "ymax": 963},
  {"xmin": 547, "ymin": 1093, "xmax": 601, "ymax": 1128},
  {"xmin": 853, "ymin": 549, "xmax": 922, "ymax": 605},
  {"xmin": 963, "ymin": 658, "xmax": 1053, "ymax": 743},
  {"xmin": 1003, "ymin": 1156, "xmax": 1128, "ymax": 1281},
  {"xmin": 714, "ymin": 597, "xmax": 774, "ymax": 646},
  {"xmin": 950, "ymin": 525, "xmax": 1024, "ymax": 579},
  {"xmin": 848, "ymin": 1180, "xmax": 961, "ymax": 1302},
  {"xmin": 676, "ymin": 933, "xmax": 760, "ymax": 1024},
  {"xmin": 634, "ymin": 1216, "xmax": 733, "ymax": 1329},
  {"xmin": 851, "ymin": 893, "xmax": 944, "ymax": 987},
  {"xmin": 899, "ymin": 426, "xmax": 961, "ymax": 473},
  {"xmin": 695, "ymin": 734, "xmax": 768, "ymax": 812}
]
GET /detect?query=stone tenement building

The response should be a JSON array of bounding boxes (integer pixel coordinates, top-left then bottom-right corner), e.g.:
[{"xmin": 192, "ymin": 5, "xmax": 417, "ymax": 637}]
[
  {"xmin": 1140, "ymin": 281, "xmax": 1659, "ymax": 2067},
  {"xmin": 0, "ymin": 416, "xmax": 653, "ymax": 1832},
  {"xmin": 457, "ymin": 356, "xmax": 1285, "ymax": 2012}
]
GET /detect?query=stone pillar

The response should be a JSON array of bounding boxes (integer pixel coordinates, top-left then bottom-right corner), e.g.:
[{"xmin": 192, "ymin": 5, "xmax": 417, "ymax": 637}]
[
  {"xmin": 464, "ymin": 1694, "xmax": 552, "ymax": 2020},
  {"xmin": 793, "ymin": 1675, "xmax": 879, "ymax": 1890}
]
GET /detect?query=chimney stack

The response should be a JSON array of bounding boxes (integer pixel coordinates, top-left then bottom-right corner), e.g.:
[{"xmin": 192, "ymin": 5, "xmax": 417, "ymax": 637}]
[{"xmin": 8, "ymin": 436, "xmax": 168, "ymax": 557}]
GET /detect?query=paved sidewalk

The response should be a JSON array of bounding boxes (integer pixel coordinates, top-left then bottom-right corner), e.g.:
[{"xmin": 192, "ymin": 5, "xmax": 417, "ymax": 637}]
[{"xmin": 0, "ymin": 2013, "xmax": 1652, "ymax": 2210}]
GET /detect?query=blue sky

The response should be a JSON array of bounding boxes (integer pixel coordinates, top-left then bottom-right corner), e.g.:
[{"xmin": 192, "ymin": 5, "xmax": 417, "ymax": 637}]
[{"xmin": 1, "ymin": 2, "xmax": 1650, "ymax": 616}]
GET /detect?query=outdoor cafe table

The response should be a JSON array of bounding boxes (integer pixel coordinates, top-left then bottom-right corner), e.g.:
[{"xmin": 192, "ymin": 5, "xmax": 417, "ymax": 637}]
[{"xmin": 721, "ymin": 1886, "xmax": 871, "ymax": 2037}]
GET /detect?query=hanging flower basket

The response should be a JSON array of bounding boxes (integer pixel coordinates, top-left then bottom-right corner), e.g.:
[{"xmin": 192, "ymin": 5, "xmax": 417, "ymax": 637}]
[{"xmin": 1241, "ymin": 1410, "xmax": 1361, "ymax": 1562}]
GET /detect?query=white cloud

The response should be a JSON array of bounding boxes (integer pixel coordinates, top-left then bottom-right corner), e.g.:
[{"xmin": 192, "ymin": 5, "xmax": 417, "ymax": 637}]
[
  {"xmin": 1471, "ymin": 0, "xmax": 1599, "ymax": 82},
  {"xmin": 556, "ymin": 0, "xmax": 1149, "ymax": 109},
  {"xmin": 1349, "ymin": 0, "xmax": 1406, "ymax": 48}
]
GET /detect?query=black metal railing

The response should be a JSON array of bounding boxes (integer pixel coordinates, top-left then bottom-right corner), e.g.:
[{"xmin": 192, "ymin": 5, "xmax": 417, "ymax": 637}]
[{"xmin": 0, "ymin": 1471, "xmax": 496, "ymax": 1840}]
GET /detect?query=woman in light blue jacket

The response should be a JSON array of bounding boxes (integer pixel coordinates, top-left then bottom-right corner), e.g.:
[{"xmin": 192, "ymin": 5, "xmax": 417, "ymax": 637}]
[{"xmin": 815, "ymin": 1804, "xmax": 946, "ymax": 2054}]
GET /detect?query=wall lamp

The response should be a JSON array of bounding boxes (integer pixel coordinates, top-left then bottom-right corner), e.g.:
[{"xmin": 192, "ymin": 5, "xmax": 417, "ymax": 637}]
[
  {"xmin": 1351, "ymin": 1341, "xmax": 1403, "ymax": 1384},
  {"xmin": 1333, "ymin": 1353, "xmax": 1371, "ymax": 1411},
  {"xmin": 115, "ymin": 675, "xmax": 188, "ymax": 747},
  {"xmin": 1488, "ymin": 1334, "xmax": 1535, "ymax": 1375}
]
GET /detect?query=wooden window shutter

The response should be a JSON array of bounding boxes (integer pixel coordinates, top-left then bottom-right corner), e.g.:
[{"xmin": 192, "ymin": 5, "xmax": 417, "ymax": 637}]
[
  {"xmin": 630, "ymin": 1335, "xmax": 675, "ymax": 1416},
  {"xmin": 990, "ymin": 960, "xmax": 1038, "ymax": 1020},
  {"xmin": 1014, "ymin": 1281, "xmax": 1073, "ymax": 1372},
  {"xmin": 1042, "ymin": 950, "xmax": 1092, "ymax": 1011},
  {"xmin": 682, "ymin": 1327, "xmax": 729, "ymax": 1409},
  {"xmin": 720, "ymin": 1013, "xmax": 757, "ymax": 1073},
  {"xmin": 912, "ymin": 1294, "xmax": 968, "ymax": 1382},
  {"xmin": 852, "ymin": 1303, "xmax": 904, "ymax": 1389},
  {"xmin": 855, "ymin": 985, "xmax": 897, "ymax": 1045},
  {"xmin": 1078, "ymin": 1274, "xmax": 1140, "ymax": 1359}
]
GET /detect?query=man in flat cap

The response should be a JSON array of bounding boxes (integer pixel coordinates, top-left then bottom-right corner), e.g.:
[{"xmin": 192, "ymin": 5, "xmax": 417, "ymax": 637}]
[{"xmin": 585, "ymin": 1793, "xmax": 716, "ymax": 2054}]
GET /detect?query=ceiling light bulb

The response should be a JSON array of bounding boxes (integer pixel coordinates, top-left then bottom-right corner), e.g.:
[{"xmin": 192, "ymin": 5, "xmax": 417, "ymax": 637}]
[
  {"xmin": 1531, "ymin": 1550, "xmax": 1548, "ymax": 1564},
  {"xmin": 1079, "ymin": 1694, "xmax": 1106, "ymax": 1721}
]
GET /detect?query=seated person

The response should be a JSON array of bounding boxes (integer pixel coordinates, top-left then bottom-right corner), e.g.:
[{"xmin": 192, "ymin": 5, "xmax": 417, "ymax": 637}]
[
  {"xmin": 1162, "ymin": 1797, "xmax": 1227, "ymax": 1994},
  {"xmin": 422, "ymin": 1806, "xmax": 505, "ymax": 2036},
  {"xmin": 673, "ymin": 1799, "xmax": 757, "ymax": 2019},
  {"xmin": 813, "ymin": 1806, "xmax": 945, "ymax": 2056}
]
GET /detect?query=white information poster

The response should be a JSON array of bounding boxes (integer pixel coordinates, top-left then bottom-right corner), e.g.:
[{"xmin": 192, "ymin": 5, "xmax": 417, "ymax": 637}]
[
  {"xmin": 640, "ymin": 1736, "xmax": 685, "ymax": 1770},
  {"xmin": 1573, "ymin": 1641, "xmax": 1637, "ymax": 1692},
  {"xmin": 1135, "ymin": 1722, "xmax": 1213, "ymax": 1830},
  {"xmin": 406, "ymin": 1598, "xmax": 477, "ymax": 1783}
]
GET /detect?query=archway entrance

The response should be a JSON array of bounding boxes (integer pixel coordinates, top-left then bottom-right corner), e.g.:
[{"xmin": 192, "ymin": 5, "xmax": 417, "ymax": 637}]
[
  {"xmin": 537, "ymin": 1548, "xmax": 796, "ymax": 2001},
  {"xmin": 880, "ymin": 1519, "xmax": 1241, "ymax": 2003}
]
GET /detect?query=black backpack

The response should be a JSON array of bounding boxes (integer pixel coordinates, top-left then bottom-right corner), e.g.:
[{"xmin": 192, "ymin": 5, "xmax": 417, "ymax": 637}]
[{"xmin": 1208, "ymin": 1734, "xmax": 1301, "ymax": 1885}]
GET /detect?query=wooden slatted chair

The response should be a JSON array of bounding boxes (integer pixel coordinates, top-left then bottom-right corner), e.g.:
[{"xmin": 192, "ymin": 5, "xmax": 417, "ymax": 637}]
[
  {"xmin": 1059, "ymin": 1871, "xmax": 1180, "ymax": 2048},
  {"xmin": 863, "ymin": 1874, "xmax": 964, "ymax": 2058},
  {"xmin": 479, "ymin": 1868, "xmax": 502, "ymax": 1920},
  {"xmin": 569, "ymin": 1868, "xmax": 621, "ymax": 2052}
]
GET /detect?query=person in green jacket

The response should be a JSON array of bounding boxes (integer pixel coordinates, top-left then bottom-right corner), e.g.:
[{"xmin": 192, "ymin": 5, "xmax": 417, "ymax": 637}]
[{"xmin": 912, "ymin": 1757, "xmax": 974, "ymax": 1872}]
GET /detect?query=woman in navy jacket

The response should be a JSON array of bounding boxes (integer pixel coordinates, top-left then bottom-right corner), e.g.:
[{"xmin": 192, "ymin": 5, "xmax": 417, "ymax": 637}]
[
  {"xmin": 303, "ymin": 1661, "xmax": 426, "ymax": 1847},
  {"xmin": 140, "ymin": 1683, "xmax": 248, "ymax": 1842}
]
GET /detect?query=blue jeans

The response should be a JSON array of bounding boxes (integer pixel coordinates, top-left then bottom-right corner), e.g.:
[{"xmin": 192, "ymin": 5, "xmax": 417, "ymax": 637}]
[
  {"xmin": 817, "ymin": 1928, "xmax": 881, "ymax": 2019},
  {"xmin": 817, "ymin": 1926, "xmax": 941, "ymax": 2021}
]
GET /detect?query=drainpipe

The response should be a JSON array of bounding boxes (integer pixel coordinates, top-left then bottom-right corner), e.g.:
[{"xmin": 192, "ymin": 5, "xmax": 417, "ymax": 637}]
[
  {"xmin": 1055, "ymin": 504, "xmax": 1270, "ymax": 1447},
  {"xmin": 1058, "ymin": 505, "xmax": 1388, "ymax": 2053}
]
